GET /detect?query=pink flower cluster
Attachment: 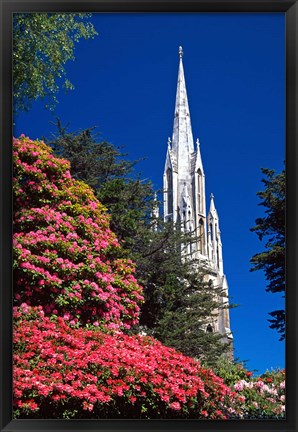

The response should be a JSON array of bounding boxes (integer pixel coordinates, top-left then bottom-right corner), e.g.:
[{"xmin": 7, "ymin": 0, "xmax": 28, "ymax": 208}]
[
  {"xmin": 233, "ymin": 375, "xmax": 285, "ymax": 418},
  {"xmin": 13, "ymin": 136, "xmax": 144, "ymax": 330},
  {"xmin": 13, "ymin": 305, "xmax": 243, "ymax": 419}
]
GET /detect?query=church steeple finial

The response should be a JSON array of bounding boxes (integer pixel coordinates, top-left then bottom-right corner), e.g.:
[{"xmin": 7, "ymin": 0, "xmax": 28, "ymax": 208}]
[
  {"xmin": 209, "ymin": 193, "xmax": 217, "ymax": 215},
  {"xmin": 171, "ymin": 45, "xmax": 194, "ymax": 156}
]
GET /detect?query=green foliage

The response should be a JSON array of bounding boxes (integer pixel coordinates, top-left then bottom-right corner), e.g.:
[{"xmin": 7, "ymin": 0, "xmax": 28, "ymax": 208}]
[
  {"xmin": 211, "ymin": 357, "xmax": 253, "ymax": 387},
  {"xmin": 97, "ymin": 177, "xmax": 155, "ymax": 248},
  {"xmin": 250, "ymin": 168, "xmax": 285, "ymax": 340},
  {"xmin": 47, "ymin": 121, "xmax": 136, "ymax": 189},
  {"xmin": 13, "ymin": 13, "xmax": 98, "ymax": 113},
  {"xmin": 260, "ymin": 368, "xmax": 285, "ymax": 385}
]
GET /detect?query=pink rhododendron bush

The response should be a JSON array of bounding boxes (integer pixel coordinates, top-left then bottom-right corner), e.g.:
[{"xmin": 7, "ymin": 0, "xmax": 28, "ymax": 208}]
[
  {"xmin": 213, "ymin": 360, "xmax": 285, "ymax": 419},
  {"xmin": 13, "ymin": 305, "xmax": 244, "ymax": 419},
  {"xmin": 232, "ymin": 371, "xmax": 285, "ymax": 419},
  {"xmin": 13, "ymin": 136, "xmax": 143, "ymax": 330}
]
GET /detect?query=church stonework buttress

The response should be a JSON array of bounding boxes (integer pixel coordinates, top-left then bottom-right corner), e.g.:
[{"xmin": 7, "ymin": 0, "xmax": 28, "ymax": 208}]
[{"xmin": 163, "ymin": 47, "xmax": 233, "ymax": 354}]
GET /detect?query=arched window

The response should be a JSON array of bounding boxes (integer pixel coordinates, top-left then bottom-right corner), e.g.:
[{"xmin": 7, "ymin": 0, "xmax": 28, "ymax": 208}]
[
  {"xmin": 206, "ymin": 324, "xmax": 213, "ymax": 333},
  {"xmin": 198, "ymin": 193, "xmax": 201, "ymax": 214},
  {"xmin": 197, "ymin": 169, "xmax": 202, "ymax": 213},
  {"xmin": 166, "ymin": 168, "xmax": 173, "ymax": 215},
  {"xmin": 198, "ymin": 218, "xmax": 204, "ymax": 253},
  {"xmin": 192, "ymin": 176, "xmax": 196, "ymax": 212},
  {"xmin": 188, "ymin": 210, "xmax": 192, "ymax": 234},
  {"xmin": 183, "ymin": 210, "xmax": 186, "ymax": 231},
  {"xmin": 210, "ymin": 223, "xmax": 213, "ymax": 241}
]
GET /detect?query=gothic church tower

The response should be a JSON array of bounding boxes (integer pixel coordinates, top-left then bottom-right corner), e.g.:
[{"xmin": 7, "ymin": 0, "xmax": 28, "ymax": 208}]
[{"xmin": 163, "ymin": 47, "xmax": 233, "ymax": 351}]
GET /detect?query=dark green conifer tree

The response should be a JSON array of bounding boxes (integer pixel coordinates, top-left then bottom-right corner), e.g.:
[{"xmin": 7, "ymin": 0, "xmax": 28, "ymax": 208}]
[
  {"xmin": 250, "ymin": 168, "xmax": 285, "ymax": 340},
  {"xmin": 46, "ymin": 120, "xmax": 154, "ymax": 252}
]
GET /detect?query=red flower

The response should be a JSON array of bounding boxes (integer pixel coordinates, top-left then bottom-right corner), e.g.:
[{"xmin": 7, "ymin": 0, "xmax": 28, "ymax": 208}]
[{"xmin": 169, "ymin": 402, "xmax": 181, "ymax": 411}]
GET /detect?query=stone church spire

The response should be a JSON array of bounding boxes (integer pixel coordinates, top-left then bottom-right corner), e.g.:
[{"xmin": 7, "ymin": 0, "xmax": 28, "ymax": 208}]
[
  {"xmin": 164, "ymin": 46, "xmax": 207, "ymax": 257},
  {"xmin": 163, "ymin": 46, "xmax": 233, "ymax": 357}
]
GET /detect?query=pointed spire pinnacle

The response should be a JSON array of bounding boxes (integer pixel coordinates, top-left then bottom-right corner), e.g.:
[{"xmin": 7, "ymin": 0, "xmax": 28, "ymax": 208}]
[
  {"xmin": 171, "ymin": 45, "xmax": 194, "ymax": 157},
  {"xmin": 209, "ymin": 193, "xmax": 221, "ymax": 226},
  {"xmin": 209, "ymin": 193, "xmax": 216, "ymax": 213},
  {"xmin": 151, "ymin": 191, "xmax": 160, "ymax": 223}
]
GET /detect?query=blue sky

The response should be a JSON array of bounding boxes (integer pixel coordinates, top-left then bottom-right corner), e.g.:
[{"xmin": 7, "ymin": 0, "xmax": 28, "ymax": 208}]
[{"xmin": 14, "ymin": 12, "xmax": 285, "ymax": 375}]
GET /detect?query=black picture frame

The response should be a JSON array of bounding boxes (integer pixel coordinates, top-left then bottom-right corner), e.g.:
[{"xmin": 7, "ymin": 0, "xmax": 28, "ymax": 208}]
[{"xmin": 1, "ymin": 1, "xmax": 297, "ymax": 431}]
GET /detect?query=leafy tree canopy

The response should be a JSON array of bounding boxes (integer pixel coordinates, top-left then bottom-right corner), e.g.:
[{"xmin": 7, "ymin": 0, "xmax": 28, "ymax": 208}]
[
  {"xmin": 13, "ymin": 13, "xmax": 98, "ymax": 113},
  {"xmin": 250, "ymin": 168, "xmax": 285, "ymax": 340}
]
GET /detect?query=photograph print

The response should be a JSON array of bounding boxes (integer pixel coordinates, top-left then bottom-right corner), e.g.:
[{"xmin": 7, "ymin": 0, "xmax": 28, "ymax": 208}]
[{"xmin": 12, "ymin": 11, "xmax": 285, "ymax": 420}]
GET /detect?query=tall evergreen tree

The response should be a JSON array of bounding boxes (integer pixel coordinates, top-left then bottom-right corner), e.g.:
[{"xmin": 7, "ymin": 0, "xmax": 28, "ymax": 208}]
[
  {"xmin": 48, "ymin": 120, "xmax": 136, "ymax": 188},
  {"xmin": 46, "ymin": 123, "xmax": 233, "ymax": 363},
  {"xmin": 250, "ymin": 168, "xmax": 285, "ymax": 340},
  {"xmin": 46, "ymin": 121, "xmax": 154, "ymax": 252}
]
